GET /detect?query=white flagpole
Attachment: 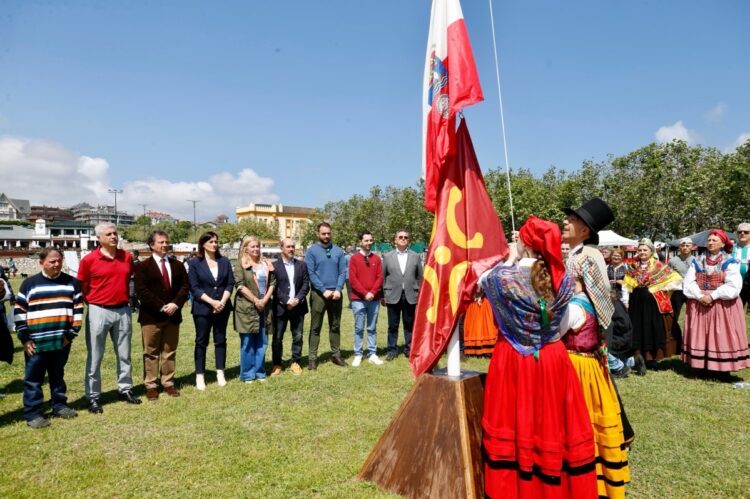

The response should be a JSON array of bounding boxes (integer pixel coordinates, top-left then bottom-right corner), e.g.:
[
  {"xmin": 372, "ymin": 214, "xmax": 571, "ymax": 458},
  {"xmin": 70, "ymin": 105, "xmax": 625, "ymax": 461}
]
[{"xmin": 446, "ymin": 325, "xmax": 461, "ymax": 376}]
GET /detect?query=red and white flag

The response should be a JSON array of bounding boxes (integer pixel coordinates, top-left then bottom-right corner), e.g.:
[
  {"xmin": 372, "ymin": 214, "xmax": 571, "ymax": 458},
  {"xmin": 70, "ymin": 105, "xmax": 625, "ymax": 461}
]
[{"xmin": 422, "ymin": 0, "xmax": 484, "ymax": 213}]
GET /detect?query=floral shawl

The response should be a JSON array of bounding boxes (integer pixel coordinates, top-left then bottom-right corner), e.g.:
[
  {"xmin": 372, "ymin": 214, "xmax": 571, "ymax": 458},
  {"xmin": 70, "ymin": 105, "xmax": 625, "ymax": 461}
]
[
  {"xmin": 482, "ymin": 264, "xmax": 574, "ymax": 357},
  {"xmin": 623, "ymin": 257, "xmax": 682, "ymax": 295}
]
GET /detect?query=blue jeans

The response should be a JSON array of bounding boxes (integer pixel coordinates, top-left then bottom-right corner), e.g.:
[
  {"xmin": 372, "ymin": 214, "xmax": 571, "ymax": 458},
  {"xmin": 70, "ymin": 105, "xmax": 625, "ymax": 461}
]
[
  {"xmin": 239, "ymin": 316, "xmax": 268, "ymax": 380},
  {"xmin": 24, "ymin": 345, "xmax": 71, "ymax": 420},
  {"xmin": 608, "ymin": 353, "xmax": 624, "ymax": 371},
  {"xmin": 352, "ymin": 300, "xmax": 379, "ymax": 357}
]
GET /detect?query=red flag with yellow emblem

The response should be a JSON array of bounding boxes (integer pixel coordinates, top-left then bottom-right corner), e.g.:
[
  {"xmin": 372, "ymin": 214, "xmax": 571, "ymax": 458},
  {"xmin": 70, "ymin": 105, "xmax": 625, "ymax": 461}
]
[{"xmin": 410, "ymin": 119, "xmax": 508, "ymax": 377}]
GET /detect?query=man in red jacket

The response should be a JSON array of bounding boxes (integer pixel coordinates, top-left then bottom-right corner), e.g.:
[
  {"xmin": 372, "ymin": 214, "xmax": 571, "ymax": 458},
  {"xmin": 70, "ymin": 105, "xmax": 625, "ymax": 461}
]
[{"xmin": 348, "ymin": 231, "xmax": 384, "ymax": 367}]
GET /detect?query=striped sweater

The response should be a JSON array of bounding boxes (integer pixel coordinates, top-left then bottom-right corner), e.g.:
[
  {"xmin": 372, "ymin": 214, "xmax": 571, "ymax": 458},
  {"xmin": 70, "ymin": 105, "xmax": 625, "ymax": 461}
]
[{"xmin": 14, "ymin": 272, "xmax": 83, "ymax": 352}]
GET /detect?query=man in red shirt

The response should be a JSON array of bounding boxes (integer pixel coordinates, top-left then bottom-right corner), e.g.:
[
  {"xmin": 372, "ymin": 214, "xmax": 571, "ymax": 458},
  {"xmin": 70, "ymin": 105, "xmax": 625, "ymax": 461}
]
[
  {"xmin": 348, "ymin": 231, "xmax": 384, "ymax": 367},
  {"xmin": 77, "ymin": 222, "xmax": 141, "ymax": 413}
]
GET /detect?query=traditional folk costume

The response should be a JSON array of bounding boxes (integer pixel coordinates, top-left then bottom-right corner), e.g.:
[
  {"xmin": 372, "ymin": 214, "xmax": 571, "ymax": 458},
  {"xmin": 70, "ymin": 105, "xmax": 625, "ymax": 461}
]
[
  {"xmin": 623, "ymin": 247, "xmax": 683, "ymax": 361},
  {"xmin": 482, "ymin": 216, "xmax": 598, "ymax": 499},
  {"xmin": 682, "ymin": 232, "xmax": 749, "ymax": 373},
  {"xmin": 566, "ymin": 257, "xmax": 631, "ymax": 499},
  {"xmin": 462, "ymin": 297, "xmax": 499, "ymax": 357},
  {"xmin": 563, "ymin": 198, "xmax": 631, "ymax": 498}
]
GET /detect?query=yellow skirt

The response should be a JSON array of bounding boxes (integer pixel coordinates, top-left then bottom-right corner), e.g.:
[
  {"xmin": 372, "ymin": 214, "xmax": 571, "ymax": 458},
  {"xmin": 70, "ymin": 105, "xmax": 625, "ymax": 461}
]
[{"xmin": 568, "ymin": 353, "xmax": 630, "ymax": 499}]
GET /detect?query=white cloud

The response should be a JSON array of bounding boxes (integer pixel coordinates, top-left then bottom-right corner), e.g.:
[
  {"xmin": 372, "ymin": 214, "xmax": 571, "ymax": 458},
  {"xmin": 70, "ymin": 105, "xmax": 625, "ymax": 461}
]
[
  {"xmin": 705, "ymin": 102, "xmax": 727, "ymax": 123},
  {"xmin": 0, "ymin": 135, "xmax": 279, "ymax": 221},
  {"xmin": 724, "ymin": 132, "xmax": 750, "ymax": 153},
  {"xmin": 654, "ymin": 121, "xmax": 698, "ymax": 144}
]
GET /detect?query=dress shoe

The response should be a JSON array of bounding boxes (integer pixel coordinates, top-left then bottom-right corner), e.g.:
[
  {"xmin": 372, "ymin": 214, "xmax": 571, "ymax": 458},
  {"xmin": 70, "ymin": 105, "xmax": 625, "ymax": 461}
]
[
  {"xmin": 118, "ymin": 390, "xmax": 142, "ymax": 405},
  {"xmin": 53, "ymin": 406, "xmax": 78, "ymax": 419},
  {"xmin": 386, "ymin": 353, "xmax": 396, "ymax": 361},
  {"xmin": 270, "ymin": 365, "xmax": 283, "ymax": 377},
  {"xmin": 88, "ymin": 398, "xmax": 103, "ymax": 414},
  {"xmin": 164, "ymin": 386, "xmax": 180, "ymax": 397},
  {"xmin": 146, "ymin": 388, "xmax": 159, "ymax": 401},
  {"xmin": 290, "ymin": 362, "xmax": 303, "ymax": 375},
  {"xmin": 633, "ymin": 354, "xmax": 647, "ymax": 376},
  {"xmin": 27, "ymin": 416, "xmax": 50, "ymax": 429},
  {"xmin": 331, "ymin": 355, "xmax": 348, "ymax": 367},
  {"xmin": 308, "ymin": 358, "xmax": 318, "ymax": 371}
]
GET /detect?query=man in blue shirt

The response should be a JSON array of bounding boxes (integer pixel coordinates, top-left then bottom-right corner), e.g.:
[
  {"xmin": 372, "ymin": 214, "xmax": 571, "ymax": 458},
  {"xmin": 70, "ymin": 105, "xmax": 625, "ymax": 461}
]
[{"xmin": 305, "ymin": 222, "xmax": 347, "ymax": 370}]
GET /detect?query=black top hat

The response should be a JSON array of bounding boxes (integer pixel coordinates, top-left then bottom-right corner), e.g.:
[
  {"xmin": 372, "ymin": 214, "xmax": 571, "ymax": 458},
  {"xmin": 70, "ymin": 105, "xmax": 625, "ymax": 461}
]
[{"xmin": 562, "ymin": 197, "xmax": 614, "ymax": 245}]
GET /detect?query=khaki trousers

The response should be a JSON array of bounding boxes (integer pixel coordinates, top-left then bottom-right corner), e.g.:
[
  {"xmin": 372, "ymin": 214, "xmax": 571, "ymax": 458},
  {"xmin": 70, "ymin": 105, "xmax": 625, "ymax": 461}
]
[{"xmin": 141, "ymin": 321, "xmax": 180, "ymax": 389}]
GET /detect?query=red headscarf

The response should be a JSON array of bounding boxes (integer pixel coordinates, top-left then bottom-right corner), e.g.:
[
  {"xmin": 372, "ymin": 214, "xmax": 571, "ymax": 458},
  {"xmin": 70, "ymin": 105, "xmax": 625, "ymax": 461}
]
[
  {"xmin": 708, "ymin": 229, "xmax": 733, "ymax": 253},
  {"xmin": 518, "ymin": 215, "xmax": 566, "ymax": 292}
]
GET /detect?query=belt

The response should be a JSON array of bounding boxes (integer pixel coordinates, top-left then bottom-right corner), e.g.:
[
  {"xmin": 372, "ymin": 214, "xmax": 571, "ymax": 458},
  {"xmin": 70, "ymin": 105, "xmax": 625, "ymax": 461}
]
[{"xmin": 90, "ymin": 303, "xmax": 129, "ymax": 310}]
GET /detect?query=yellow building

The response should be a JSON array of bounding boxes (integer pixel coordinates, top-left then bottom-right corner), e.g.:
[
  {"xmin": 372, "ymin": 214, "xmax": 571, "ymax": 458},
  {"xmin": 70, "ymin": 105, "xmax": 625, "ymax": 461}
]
[{"xmin": 235, "ymin": 203, "xmax": 316, "ymax": 242}]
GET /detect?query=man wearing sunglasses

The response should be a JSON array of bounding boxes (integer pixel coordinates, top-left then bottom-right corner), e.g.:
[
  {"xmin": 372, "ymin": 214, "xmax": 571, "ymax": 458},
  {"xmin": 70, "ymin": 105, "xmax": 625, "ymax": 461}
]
[
  {"xmin": 381, "ymin": 230, "xmax": 423, "ymax": 361},
  {"xmin": 732, "ymin": 222, "xmax": 750, "ymax": 308},
  {"xmin": 304, "ymin": 222, "xmax": 348, "ymax": 369}
]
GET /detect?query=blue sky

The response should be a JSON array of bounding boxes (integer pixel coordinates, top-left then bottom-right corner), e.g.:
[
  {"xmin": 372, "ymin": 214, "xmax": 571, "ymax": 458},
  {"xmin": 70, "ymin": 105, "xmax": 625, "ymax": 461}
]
[{"xmin": 0, "ymin": 0, "xmax": 747, "ymax": 222}]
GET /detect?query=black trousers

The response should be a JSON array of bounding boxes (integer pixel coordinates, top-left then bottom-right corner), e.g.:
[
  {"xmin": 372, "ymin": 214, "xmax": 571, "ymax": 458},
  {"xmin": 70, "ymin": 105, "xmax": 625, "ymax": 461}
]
[
  {"xmin": 273, "ymin": 311, "xmax": 305, "ymax": 364},
  {"xmin": 386, "ymin": 291, "xmax": 416, "ymax": 356},
  {"xmin": 193, "ymin": 312, "xmax": 229, "ymax": 373}
]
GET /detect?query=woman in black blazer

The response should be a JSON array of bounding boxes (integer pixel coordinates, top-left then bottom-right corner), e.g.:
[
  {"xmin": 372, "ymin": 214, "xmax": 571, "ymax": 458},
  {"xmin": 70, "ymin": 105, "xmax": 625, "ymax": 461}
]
[{"xmin": 188, "ymin": 231, "xmax": 234, "ymax": 390}]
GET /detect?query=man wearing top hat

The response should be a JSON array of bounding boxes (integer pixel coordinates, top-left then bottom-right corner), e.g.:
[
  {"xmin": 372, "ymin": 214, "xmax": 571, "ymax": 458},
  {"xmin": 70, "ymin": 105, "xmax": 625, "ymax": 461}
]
[{"xmin": 562, "ymin": 197, "xmax": 635, "ymax": 445}]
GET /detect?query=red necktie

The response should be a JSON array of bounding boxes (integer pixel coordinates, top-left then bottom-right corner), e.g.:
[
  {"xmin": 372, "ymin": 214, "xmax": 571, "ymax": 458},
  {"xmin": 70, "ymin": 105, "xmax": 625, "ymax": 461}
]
[{"xmin": 160, "ymin": 257, "xmax": 171, "ymax": 293}]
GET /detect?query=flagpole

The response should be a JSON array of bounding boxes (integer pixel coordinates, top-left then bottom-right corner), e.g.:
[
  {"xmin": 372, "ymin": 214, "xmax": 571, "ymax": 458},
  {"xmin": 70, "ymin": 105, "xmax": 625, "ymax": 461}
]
[
  {"xmin": 487, "ymin": 0, "xmax": 516, "ymax": 234},
  {"xmin": 446, "ymin": 326, "xmax": 461, "ymax": 376}
]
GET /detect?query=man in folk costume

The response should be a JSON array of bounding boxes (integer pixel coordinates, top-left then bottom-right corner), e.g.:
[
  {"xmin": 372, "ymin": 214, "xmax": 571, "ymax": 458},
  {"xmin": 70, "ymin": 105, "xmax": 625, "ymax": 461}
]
[{"xmin": 562, "ymin": 198, "xmax": 635, "ymax": 445}]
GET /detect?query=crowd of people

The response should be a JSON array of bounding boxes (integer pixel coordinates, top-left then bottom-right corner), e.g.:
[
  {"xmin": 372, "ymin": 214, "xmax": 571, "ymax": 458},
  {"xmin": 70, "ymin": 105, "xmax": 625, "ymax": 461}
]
[
  {"xmin": 0, "ymin": 222, "xmax": 423, "ymax": 429},
  {"xmin": 1, "ymin": 203, "xmax": 748, "ymax": 498}
]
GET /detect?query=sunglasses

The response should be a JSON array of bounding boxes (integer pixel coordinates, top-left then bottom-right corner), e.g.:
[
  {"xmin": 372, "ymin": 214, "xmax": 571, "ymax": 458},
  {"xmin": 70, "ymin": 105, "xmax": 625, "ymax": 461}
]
[
  {"xmin": 739, "ymin": 231, "xmax": 750, "ymax": 235},
  {"xmin": 397, "ymin": 235, "xmax": 409, "ymax": 240},
  {"xmin": 364, "ymin": 254, "xmax": 370, "ymax": 266}
]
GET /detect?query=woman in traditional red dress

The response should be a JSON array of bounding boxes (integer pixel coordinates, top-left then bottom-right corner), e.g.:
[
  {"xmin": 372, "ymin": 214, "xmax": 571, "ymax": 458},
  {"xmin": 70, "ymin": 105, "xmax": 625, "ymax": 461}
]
[
  {"xmin": 682, "ymin": 229, "xmax": 749, "ymax": 377},
  {"xmin": 481, "ymin": 216, "xmax": 597, "ymax": 498}
]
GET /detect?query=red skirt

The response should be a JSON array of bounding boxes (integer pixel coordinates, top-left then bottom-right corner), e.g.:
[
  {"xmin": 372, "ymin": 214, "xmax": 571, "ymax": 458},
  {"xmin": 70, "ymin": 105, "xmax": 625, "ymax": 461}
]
[{"xmin": 483, "ymin": 337, "xmax": 598, "ymax": 499}]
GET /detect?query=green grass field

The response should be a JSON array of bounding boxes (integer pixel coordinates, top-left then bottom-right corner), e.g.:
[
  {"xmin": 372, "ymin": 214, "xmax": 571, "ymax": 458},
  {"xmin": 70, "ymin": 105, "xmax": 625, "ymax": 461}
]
[{"xmin": 1, "ymin": 277, "xmax": 749, "ymax": 498}]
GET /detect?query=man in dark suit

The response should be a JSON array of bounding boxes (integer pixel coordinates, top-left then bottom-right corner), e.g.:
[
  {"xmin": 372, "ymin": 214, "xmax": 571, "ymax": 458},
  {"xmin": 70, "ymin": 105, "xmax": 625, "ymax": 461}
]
[
  {"xmin": 135, "ymin": 230, "xmax": 190, "ymax": 400},
  {"xmin": 381, "ymin": 230, "xmax": 423, "ymax": 361},
  {"xmin": 271, "ymin": 238, "xmax": 309, "ymax": 376}
]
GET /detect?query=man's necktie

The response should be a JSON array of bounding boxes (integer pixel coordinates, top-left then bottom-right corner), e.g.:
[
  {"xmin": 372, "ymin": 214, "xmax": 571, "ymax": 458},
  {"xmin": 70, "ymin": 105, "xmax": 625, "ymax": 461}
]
[{"xmin": 160, "ymin": 257, "xmax": 171, "ymax": 293}]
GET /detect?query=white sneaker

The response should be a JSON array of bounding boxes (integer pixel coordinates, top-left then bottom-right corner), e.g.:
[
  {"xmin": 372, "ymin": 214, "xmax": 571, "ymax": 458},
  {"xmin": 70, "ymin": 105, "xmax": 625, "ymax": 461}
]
[
  {"xmin": 368, "ymin": 354, "xmax": 384, "ymax": 365},
  {"xmin": 216, "ymin": 369, "xmax": 227, "ymax": 387},
  {"xmin": 352, "ymin": 355, "xmax": 363, "ymax": 367},
  {"xmin": 196, "ymin": 374, "xmax": 206, "ymax": 391}
]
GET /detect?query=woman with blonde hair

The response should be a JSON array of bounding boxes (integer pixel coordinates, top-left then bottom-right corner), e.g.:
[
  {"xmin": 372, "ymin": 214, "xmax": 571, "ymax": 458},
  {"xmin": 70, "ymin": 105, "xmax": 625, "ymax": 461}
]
[{"xmin": 233, "ymin": 236, "xmax": 276, "ymax": 383}]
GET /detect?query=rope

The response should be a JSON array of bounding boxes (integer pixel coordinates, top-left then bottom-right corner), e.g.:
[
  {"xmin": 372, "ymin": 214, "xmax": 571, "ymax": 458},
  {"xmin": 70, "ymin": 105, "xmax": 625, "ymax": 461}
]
[{"xmin": 488, "ymin": 0, "xmax": 516, "ymax": 234}]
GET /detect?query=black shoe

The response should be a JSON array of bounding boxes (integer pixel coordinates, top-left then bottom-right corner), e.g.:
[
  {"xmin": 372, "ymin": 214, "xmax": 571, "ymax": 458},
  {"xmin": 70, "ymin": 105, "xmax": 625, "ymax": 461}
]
[
  {"xmin": 646, "ymin": 360, "xmax": 659, "ymax": 371},
  {"xmin": 27, "ymin": 416, "xmax": 50, "ymax": 429},
  {"xmin": 386, "ymin": 353, "xmax": 396, "ymax": 362},
  {"xmin": 52, "ymin": 406, "xmax": 78, "ymax": 419},
  {"xmin": 88, "ymin": 398, "xmax": 103, "ymax": 414},
  {"xmin": 118, "ymin": 390, "xmax": 142, "ymax": 405},
  {"xmin": 331, "ymin": 355, "xmax": 348, "ymax": 367},
  {"xmin": 308, "ymin": 358, "xmax": 318, "ymax": 371},
  {"xmin": 611, "ymin": 364, "xmax": 631, "ymax": 379},
  {"xmin": 633, "ymin": 354, "xmax": 647, "ymax": 376}
]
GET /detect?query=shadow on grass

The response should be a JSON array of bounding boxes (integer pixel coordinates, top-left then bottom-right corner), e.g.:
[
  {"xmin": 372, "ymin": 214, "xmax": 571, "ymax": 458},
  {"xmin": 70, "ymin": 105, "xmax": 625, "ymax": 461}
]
[{"xmin": 660, "ymin": 357, "xmax": 744, "ymax": 383}]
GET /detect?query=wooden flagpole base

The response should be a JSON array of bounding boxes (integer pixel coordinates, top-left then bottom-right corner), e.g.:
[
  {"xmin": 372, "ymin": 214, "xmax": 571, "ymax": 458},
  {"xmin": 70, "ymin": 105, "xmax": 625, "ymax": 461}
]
[{"xmin": 358, "ymin": 369, "xmax": 486, "ymax": 498}]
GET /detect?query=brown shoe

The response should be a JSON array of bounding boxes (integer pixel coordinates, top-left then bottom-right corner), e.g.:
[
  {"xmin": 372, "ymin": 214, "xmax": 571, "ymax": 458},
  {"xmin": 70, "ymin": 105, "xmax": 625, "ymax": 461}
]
[
  {"xmin": 270, "ymin": 365, "xmax": 283, "ymax": 377},
  {"xmin": 290, "ymin": 362, "xmax": 303, "ymax": 375},
  {"xmin": 146, "ymin": 388, "xmax": 159, "ymax": 401},
  {"xmin": 331, "ymin": 354, "xmax": 348, "ymax": 367},
  {"xmin": 164, "ymin": 386, "xmax": 180, "ymax": 397}
]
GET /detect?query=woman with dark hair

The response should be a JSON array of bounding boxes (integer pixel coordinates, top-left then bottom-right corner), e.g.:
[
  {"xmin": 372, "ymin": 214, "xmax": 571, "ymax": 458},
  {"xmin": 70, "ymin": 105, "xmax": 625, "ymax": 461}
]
[
  {"xmin": 682, "ymin": 229, "xmax": 749, "ymax": 377},
  {"xmin": 623, "ymin": 238, "xmax": 682, "ymax": 370},
  {"xmin": 481, "ymin": 215, "xmax": 597, "ymax": 498},
  {"xmin": 188, "ymin": 231, "xmax": 234, "ymax": 390}
]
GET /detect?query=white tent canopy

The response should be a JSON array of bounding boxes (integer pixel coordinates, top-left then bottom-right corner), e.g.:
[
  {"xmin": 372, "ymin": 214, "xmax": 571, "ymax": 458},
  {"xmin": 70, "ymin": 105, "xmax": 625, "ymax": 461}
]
[{"xmin": 597, "ymin": 230, "xmax": 638, "ymax": 247}]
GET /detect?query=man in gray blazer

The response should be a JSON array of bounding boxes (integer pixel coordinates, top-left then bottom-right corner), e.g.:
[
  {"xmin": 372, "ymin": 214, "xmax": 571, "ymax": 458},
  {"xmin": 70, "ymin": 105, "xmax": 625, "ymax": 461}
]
[{"xmin": 381, "ymin": 230, "xmax": 423, "ymax": 360}]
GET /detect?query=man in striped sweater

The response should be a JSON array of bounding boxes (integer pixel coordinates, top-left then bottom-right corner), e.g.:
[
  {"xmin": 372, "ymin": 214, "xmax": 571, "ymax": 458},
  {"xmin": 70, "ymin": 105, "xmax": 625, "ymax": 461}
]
[{"xmin": 15, "ymin": 247, "xmax": 84, "ymax": 429}]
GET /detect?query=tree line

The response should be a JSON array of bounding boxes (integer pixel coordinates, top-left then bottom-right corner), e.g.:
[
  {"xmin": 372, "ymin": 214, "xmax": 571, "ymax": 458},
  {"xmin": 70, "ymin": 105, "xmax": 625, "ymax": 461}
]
[{"xmin": 116, "ymin": 138, "xmax": 749, "ymax": 248}]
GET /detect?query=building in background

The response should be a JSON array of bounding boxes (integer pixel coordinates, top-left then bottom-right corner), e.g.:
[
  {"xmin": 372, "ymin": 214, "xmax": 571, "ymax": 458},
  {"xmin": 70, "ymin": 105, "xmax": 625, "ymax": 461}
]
[
  {"xmin": 0, "ymin": 193, "xmax": 30, "ymax": 221},
  {"xmin": 71, "ymin": 202, "xmax": 135, "ymax": 226},
  {"xmin": 235, "ymin": 203, "xmax": 315, "ymax": 242}
]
